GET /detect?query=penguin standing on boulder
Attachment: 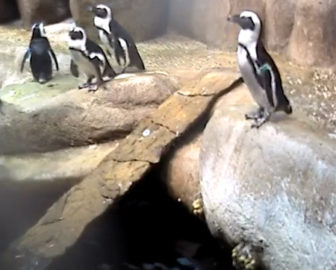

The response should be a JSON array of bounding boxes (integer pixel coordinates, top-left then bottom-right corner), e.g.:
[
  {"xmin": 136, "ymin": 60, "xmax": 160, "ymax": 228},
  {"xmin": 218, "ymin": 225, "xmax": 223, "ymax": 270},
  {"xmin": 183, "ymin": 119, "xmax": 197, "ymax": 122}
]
[
  {"xmin": 228, "ymin": 11, "xmax": 292, "ymax": 128},
  {"xmin": 21, "ymin": 22, "xmax": 59, "ymax": 84},
  {"xmin": 68, "ymin": 26, "xmax": 116, "ymax": 91},
  {"xmin": 90, "ymin": 4, "xmax": 145, "ymax": 73}
]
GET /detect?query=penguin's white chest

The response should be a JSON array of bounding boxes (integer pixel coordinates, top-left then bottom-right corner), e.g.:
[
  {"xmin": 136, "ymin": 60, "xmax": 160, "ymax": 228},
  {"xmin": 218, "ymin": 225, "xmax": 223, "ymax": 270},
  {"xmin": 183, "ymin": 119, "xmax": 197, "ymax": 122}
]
[
  {"xmin": 237, "ymin": 46, "xmax": 270, "ymax": 109},
  {"xmin": 70, "ymin": 50, "xmax": 97, "ymax": 77},
  {"xmin": 99, "ymin": 30, "xmax": 110, "ymax": 46}
]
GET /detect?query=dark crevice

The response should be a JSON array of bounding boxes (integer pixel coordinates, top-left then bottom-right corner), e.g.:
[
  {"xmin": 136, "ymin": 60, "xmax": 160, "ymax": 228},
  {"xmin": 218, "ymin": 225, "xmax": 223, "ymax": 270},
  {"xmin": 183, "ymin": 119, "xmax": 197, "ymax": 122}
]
[{"xmin": 47, "ymin": 166, "xmax": 234, "ymax": 270}]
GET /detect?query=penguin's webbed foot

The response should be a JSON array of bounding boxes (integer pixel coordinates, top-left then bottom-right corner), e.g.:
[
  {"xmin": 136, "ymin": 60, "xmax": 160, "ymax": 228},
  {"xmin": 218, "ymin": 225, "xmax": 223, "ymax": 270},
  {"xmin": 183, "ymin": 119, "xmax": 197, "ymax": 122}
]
[
  {"xmin": 78, "ymin": 82, "xmax": 90, "ymax": 89},
  {"xmin": 245, "ymin": 107, "xmax": 264, "ymax": 120},
  {"xmin": 251, "ymin": 112, "xmax": 270, "ymax": 129},
  {"xmin": 88, "ymin": 84, "xmax": 99, "ymax": 92}
]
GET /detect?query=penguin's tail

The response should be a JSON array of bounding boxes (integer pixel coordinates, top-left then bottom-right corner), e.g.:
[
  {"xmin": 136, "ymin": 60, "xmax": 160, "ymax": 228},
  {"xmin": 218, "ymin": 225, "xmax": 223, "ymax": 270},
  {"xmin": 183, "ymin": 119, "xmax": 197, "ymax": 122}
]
[
  {"xmin": 103, "ymin": 61, "xmax": 117, "ymax": 80},
  {"xmin": 284, "ymin": 103, "xmax": 292, "ymax": 114}
]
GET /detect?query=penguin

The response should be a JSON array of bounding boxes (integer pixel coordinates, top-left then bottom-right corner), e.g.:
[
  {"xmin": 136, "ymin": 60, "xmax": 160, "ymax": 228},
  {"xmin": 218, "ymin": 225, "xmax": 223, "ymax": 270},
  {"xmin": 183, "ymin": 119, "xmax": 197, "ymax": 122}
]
[
  {"xmin": 228, "ymin": 11, "xmax": 292, "ymax": 128},
  {"xmin": 90, "ymin": 4, "xmax": 145, "ymax": 73},
  {"xmin": 67, "ymin": 26, "xmax": 116, "ymax": 91},
  {"xmin": 21, "ymin": 22, "xmax": 59, "ymax": 84}
]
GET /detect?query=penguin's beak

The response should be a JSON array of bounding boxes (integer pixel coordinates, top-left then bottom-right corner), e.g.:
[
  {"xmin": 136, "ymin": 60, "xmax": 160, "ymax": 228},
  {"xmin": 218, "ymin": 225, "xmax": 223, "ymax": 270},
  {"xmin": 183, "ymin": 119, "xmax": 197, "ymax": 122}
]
[
  {"xmin": 227, "ymin": 15, "xmax": 241, "ymax": 25},
  {"xmin": 87, "ymin": 5, "xmax": 95, "ymax": 13}
]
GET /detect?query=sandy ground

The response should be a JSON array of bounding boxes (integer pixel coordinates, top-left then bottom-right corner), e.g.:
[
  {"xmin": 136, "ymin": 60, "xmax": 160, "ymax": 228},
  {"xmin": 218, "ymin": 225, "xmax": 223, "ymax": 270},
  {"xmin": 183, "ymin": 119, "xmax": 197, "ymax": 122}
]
[{"xmin": 0, "ymin": 20, "xmax": 335, "ymax": 135}]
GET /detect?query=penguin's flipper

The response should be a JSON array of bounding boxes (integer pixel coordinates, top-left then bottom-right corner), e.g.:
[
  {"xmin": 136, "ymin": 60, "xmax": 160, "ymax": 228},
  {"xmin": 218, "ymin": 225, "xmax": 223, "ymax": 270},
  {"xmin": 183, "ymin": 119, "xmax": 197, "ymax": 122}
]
[
  {"xmin": 257, "ymin": 63, "xmax": 275, "ymax": 108},
  {"xmin": 70, "ymin": 60, "xmax": 79, "ymax": 78},
  {"xmin": 49, "ymin": 49, "xmax": 59, "ymax": 71},
  {"xmin": 90, "ymin": 57, "xmax": 104, "ymax": 89},
  {"xmin": 114, "ymin": 38, "xmax": 126, "ymax": 67},
  {"xmin": 20, "ymin": 49, "xmax": 31, "ymax": 72}
]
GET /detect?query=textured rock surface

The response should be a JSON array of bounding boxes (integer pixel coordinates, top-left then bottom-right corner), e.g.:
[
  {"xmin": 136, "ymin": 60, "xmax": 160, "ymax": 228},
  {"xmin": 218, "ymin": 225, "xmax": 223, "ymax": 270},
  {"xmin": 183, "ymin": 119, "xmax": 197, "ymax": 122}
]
[
  {"xmin": 17, "ymin": 0, "xmax": 70, "ymax": 28},
  {"xmin": 70, "ymin": 0, "xmax": 169, "ymax": 41},
  {"xmin": 0, "ymin": 74, "xmax": 177, "ymax": 154},
  {"xmin": 200, "ymin": 87, "xmax": 336, "ymax": 269}
]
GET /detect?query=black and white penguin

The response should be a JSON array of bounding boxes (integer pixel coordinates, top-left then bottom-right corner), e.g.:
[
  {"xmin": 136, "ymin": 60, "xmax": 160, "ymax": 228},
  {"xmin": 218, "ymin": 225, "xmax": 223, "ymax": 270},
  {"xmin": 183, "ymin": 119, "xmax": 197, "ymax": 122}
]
[
  {"xmin": 90, "ymin": 4, "xmax": 145, "ymax": 73},
  {"xmin": 67, "ymin": 26, "xmax": 116, "ymax": 91},
  {"xmin": 21, "ymin": 22, "xmax": 59, "ymax": 84},
  {"xmin": 228, "ymin": 11, "xmax": 292, "ymax": 128}
]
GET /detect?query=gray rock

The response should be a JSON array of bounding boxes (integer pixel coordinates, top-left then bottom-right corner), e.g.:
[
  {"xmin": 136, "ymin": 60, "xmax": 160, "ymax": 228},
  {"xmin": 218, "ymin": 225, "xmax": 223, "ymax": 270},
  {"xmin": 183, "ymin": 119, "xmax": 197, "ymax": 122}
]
[
  {"xmin": 0, "ymin": 73, "xmax": 177, "ymax": 154},
  {"xmin": 200, "ymin": 102, "xmax": 336, "ymax": 269}
]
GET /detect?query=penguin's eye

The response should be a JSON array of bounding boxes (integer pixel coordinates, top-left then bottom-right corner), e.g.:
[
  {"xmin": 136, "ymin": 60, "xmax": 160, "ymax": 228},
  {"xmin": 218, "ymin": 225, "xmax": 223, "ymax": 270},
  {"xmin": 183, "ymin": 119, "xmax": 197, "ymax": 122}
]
[{"xmin": 96, "ymin": 8, "xmax": 108, "ymax": 18}]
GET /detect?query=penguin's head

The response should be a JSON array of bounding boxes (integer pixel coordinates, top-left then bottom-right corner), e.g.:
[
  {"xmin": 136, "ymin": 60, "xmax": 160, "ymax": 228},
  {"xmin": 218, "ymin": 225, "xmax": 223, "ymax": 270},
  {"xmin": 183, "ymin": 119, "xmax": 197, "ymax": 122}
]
[
  {"xmin": 90, "ymin": 4, "xmax": 112, "ymax": 20},
  {"xmin": 228, "ymin": 11, "xmax": 262, "ymax": 44},
  {"xmin": 68, "ymin": 26, "xmax": 87, "ymax": 50},
  {"xmin": 31, "ymin": 22, "xmax": 46, "ymax": 39}
]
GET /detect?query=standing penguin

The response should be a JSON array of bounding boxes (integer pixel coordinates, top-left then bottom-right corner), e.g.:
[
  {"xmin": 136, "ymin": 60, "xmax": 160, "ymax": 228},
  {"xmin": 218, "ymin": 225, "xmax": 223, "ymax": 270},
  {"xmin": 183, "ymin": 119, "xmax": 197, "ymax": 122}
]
[
  {"xmin": 90, "ymin": 4, "xmax": 145, "ymax": 73},
  {"xmin": 21, "ymin": 22, "xmax": 59, "ymax": 84},
  {"xmin": 68, "ymin": 26, "xmax": 116, "ymax": 91},
  {"xmin": 228, "ymin": 11, "xmax": 292, "ymax": 128}
]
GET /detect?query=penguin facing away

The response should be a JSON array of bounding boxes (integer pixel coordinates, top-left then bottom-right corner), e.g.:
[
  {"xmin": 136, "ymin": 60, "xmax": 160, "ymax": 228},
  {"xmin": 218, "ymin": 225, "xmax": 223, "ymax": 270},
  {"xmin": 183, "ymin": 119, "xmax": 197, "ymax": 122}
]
[
  {"xmin": 68, "ymin": 26, "xmax": 116, "ymax": 91},
  {"xmin": 90, "ymin": 4, "xmax": 145, "ymax": 73},
  {"xmin": 21, "ymin": 22, "xmax": 59, "ymax": 84},
  {"xmin": 228, "ymin": 11, "xmax": 292, "ymax": 128}
]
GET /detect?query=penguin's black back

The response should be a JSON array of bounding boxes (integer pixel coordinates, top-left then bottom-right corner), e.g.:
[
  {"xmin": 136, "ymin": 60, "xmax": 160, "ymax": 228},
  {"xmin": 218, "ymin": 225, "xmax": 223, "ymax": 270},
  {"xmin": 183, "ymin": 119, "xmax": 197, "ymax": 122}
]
[
  {"xmin": 30, "ymin": 37, "xmax": 52, "ymax": 83},
  {"xmin": 110, "ymin": 20, "xmax": 145, "ymax": 70},
  {"xmin": 256, "ymin": 41, "xmax": 291, "ymax": 113}
]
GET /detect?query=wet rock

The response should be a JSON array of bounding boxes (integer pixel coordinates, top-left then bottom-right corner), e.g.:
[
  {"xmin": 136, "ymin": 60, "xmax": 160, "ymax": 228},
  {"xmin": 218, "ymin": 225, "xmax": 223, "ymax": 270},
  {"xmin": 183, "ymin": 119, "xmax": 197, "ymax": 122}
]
[
  {"xmin": 0, "ymin": 73, "xmax": 177, "ymax": 154},
  {"xmin": 200, "ymin": 86, "xmax": 336, "ymax": 269},
  {"xmin": 70, "ymin": 0, "xmax": 169, "ymax": 41},
  {"xmin": 17, "ymin": 0, "xmax": 70, "ymax": 28}
]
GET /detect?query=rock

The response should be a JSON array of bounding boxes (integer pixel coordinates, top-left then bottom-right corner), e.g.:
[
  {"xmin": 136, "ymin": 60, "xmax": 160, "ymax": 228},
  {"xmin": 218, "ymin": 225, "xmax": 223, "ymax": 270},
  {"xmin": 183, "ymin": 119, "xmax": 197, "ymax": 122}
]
[
  {"xmin": 0, "ymin": 73, "xmax": 177, "ymax": 155},
  {"xmin": 264, "ymin": 0, "xmax": 295, "ymax": 51},
  {"xmin": 0, "ymin": 71, "xmax": 240, "ymax": 268},
  {"xmin": 200, "ymin": 86, "xmax": 336, "ymax": 269},
  {"xmin": 17, "ymin": 0, "xmax": 70, "ymax": 28},
  {"xmin": 169, "ymin": 0, "xmax": 265, "ymax": 50},
  {"xmin": 0, "ymin": 142, "xmax": 118, "ymax": 182},
  {"xmin": 163, "ymin": 130, "xmax": 202, "ymax": 210},
  {"xmin": 288, "ymin": 0, "xmax": 336, "ymax": 67},
  {"xmin": 69, "ymin": 0, "xmax": 169, "ymax": 41},
  {"xmin": 0, "ymin": 0, "xmax": 19, "ymax": 23}
]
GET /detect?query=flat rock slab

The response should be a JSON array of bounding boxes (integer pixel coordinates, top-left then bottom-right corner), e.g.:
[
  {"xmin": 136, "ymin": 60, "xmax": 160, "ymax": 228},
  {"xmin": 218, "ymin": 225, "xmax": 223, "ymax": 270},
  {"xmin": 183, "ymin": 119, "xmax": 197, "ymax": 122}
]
[
  {"xmin": 200, "ymin": 89, "xmax": 336, "ymax": 269},
  {"xmin": 0, "ymin": 142, "xmax": 118, "ymax": 182},
  {"xmin": 0, "ymin": 70, "xmax": 241, "ymax": 269},
  {"xmin": 0, "ymin": 73, "xmax": 177, "ymax": 155}
]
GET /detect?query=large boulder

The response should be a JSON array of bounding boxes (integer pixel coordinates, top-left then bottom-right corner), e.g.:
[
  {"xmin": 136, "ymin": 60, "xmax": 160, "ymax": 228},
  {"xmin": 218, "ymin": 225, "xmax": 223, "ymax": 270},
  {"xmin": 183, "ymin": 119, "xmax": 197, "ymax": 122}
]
[
  {"xmin": 70, "ymin": 0, "xmax": 169, "ymax": 41},
  {"xmin": 0, "ymin": 73, "xmax": 177, "ymax": 154},
  {"xmin": 200, "ymin": 86, "xmax": 336, "ymax": 269},
  {"xmin": 17, "ymin": 0, "xmax": 70, "ymax": 28}
]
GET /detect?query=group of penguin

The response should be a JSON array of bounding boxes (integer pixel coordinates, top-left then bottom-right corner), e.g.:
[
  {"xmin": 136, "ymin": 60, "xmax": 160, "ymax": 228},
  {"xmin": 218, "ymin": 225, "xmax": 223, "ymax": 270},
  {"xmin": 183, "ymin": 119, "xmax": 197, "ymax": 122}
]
[
  {"xmin": 20, "ymin": 7, "xmax": 292, "ymax": 128},
  {"xmin": 21, "ymin": 4, "xmax": 144, "ymax": 91}
]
